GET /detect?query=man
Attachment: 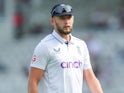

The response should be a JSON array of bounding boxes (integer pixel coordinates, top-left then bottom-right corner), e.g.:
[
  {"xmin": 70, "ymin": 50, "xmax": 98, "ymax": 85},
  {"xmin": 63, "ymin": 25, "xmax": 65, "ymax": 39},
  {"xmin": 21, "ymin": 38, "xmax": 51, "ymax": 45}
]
[{"xmin": 28, "ymin": 3, "xmax": 103, "ymax": 93}]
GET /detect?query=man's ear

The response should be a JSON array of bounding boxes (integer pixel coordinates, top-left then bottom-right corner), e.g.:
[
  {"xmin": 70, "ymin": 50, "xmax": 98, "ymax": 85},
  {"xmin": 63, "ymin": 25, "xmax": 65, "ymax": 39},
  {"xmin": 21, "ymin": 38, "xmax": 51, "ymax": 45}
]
[{"xmin": 50, "ymin": 18, "xmax": 54, "ymax": 25}]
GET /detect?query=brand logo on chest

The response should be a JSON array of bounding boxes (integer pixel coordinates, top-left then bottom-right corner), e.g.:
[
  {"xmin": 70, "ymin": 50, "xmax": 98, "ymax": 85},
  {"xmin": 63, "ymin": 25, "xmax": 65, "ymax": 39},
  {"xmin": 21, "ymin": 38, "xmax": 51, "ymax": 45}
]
[
  {"xmin": 53, "ymin": 47, "xmax": 60, "ymax": 52},
  {"xmin": 61, "ymin": 61, "xmax": 82, "ymax": 68}
]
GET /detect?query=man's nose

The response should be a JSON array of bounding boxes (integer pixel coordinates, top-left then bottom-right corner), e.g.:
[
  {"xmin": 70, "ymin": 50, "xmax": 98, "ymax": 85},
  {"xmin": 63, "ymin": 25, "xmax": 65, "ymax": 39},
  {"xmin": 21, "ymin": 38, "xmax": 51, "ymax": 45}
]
[{"xmin": 64, "ymin": 18, "xmax": 70, "ymax": 24}]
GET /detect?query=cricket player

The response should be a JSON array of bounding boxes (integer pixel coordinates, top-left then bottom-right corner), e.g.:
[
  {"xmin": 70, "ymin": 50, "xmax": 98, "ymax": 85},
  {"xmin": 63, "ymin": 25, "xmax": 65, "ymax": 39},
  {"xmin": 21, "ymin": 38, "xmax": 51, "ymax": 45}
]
[{"xmin": 28, "ymin": 3, "xmax": 103, "ymax": 93}]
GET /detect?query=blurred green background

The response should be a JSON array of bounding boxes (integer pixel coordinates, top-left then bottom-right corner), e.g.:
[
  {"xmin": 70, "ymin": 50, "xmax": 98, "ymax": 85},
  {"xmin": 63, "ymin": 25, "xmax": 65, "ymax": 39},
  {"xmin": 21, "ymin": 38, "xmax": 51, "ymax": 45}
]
[{"xmin": 0, "ymin": 0, "xmax": 124, "ymax": 93}]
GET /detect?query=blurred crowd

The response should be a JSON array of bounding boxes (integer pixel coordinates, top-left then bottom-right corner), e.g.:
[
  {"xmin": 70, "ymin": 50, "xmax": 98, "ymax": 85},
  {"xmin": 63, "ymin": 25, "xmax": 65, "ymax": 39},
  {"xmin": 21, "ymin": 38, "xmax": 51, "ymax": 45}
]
[
  {"xmin": 88, "ymin": 6, "xmax": 124, "ymax": 30},
  {"xmin": 11, "ymin": 0, "xmax": 124, "ymax": 39}
]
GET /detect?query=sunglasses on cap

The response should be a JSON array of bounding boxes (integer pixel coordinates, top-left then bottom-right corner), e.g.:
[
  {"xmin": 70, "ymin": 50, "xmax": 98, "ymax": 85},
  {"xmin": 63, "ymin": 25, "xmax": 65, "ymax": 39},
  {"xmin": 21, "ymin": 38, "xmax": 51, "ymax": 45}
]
[{"xmin": 51, "ymin": 4, "xmax": 73, "ymax": 17}]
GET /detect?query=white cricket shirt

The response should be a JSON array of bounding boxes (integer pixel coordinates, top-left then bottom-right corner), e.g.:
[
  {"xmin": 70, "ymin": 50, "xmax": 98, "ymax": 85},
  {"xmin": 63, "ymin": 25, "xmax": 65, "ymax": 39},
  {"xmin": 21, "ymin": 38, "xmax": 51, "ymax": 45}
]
[{"xmin": 30, "ymin": 30, "xmax": 92, "ymax": 93}]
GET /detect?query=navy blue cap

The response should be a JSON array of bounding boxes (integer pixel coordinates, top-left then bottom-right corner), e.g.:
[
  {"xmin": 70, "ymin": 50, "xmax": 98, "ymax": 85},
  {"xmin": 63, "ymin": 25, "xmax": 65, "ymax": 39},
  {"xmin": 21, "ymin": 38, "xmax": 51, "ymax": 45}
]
[{"xmin": 51, "ymin": 3, "xmax": 73, "ymax": 17}]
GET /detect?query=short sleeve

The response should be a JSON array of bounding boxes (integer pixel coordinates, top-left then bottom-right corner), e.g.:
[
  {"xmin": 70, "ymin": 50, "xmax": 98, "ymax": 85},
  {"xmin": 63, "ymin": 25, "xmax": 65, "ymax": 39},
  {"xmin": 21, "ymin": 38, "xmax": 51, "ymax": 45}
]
[
  {"xmin": 82, "ymin": 42, "xmax": 92, "ymax": 70},
  {"xmin": 30, "ymin": 43, "xmax": 49, "ymax": 70}
]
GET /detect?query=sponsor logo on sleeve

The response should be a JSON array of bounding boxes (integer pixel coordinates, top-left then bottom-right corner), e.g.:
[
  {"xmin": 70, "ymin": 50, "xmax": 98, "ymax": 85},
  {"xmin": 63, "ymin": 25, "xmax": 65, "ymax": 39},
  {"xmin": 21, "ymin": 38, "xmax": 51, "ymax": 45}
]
[{"xmin": 32, "ymin": 55, "xmax": 37, "ymax": 62}]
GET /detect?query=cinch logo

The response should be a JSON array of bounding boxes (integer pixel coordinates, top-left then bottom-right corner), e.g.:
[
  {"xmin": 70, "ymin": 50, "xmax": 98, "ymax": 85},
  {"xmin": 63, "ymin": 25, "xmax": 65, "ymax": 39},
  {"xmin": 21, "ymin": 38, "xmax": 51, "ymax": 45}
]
[{"xmin": 61, "ymin": 61, "xmax": 82, "ymax": 68}]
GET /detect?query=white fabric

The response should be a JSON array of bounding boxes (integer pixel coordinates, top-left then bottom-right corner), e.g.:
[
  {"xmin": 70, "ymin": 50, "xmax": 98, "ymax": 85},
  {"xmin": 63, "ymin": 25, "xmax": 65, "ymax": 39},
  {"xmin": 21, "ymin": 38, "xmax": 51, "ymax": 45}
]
[{"xmin": 30, "ymin": 30, "xmax": 92, "ymax": 93}]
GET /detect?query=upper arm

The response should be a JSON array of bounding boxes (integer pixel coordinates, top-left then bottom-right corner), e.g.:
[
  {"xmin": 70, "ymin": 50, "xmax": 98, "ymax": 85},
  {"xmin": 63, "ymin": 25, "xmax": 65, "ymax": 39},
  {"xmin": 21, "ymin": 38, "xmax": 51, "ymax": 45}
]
[
  {"xmin": 83, "ymin": 68, "xmax": 96, "ymax": 82},
  {"xmin": 28, "ymin": 67, "xmax": 45, "ymax": 93},
  {"xmin": 30, "ymin": 43, "xmax": 49, "ymax": 70},
  {"xmin": 28, "ymin": 67, "xmax": 45, "ymax": 84}
]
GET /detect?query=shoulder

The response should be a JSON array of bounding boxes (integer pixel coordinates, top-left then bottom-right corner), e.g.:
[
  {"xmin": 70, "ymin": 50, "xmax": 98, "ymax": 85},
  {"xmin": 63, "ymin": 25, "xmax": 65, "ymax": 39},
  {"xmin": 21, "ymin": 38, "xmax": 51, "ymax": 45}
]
[
  {"xmin": 39, "ymin": 34, "xmax": 55, "ymax": 45},
  {"xmin": 72, "ymin": 36, "xmax": 87, "ymax": 46},
  {"xmin": 34, "ymin": 34, "xmax": 54, "ymax": 51},
  {"xmin": 41, "ymin": 34, "xmax": 54, "ymax": 44}
]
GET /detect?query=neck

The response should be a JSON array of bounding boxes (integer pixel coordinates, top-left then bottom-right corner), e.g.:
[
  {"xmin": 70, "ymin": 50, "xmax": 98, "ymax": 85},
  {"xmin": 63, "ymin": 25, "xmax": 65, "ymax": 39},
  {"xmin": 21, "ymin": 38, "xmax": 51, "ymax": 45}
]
[
  {"xmin": 60, "ymin": 34, "xmax": 71, "ymax": 41},
  {"xmin": 56, "ymin": 31, "xmax": 71, "ymax": 41}
]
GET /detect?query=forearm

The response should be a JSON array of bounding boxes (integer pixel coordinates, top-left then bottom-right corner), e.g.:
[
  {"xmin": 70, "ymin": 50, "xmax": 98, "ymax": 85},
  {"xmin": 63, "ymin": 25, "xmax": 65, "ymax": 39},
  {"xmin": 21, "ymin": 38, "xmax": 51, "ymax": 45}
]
[
  {"xmin": 88, "ymin": 77, "xmax": 103, "ymax": 93},
  {"xmin": 84, "ymin": 69, "xmax": 103, "ymax": 93}
]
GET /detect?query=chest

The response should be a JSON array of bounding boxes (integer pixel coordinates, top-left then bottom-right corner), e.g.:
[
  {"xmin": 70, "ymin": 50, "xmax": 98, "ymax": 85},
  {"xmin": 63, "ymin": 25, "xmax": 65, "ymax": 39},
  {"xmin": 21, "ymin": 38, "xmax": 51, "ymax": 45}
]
[{"xmin": 48, "ymin": 44, "xmax": 84, "ymax": 69}]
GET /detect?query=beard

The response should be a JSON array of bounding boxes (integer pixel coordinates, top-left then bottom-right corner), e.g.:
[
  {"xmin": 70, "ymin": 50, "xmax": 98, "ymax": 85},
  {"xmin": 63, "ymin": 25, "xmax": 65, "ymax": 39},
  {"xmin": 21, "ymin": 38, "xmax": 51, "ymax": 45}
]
[{"xmin": 55, "ymin": 22, "xmax": 72, "ymax": 35}]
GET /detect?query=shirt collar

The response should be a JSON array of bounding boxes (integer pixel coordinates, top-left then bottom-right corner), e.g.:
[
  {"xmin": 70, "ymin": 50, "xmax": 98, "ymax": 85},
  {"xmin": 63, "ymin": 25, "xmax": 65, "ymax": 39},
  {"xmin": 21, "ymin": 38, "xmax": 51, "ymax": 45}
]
[{"xmin": 52, "ymin": 30, "xmax": 74, "ymax": 44}]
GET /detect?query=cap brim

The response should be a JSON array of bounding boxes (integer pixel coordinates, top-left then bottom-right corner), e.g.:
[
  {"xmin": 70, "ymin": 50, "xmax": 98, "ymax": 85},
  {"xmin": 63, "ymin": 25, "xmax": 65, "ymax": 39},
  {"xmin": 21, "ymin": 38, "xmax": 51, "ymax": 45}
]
[{"xmin": 53, "ymin": 12, "xmax": 73, "ymax": 17}]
